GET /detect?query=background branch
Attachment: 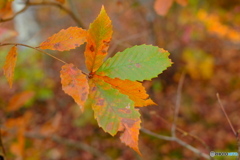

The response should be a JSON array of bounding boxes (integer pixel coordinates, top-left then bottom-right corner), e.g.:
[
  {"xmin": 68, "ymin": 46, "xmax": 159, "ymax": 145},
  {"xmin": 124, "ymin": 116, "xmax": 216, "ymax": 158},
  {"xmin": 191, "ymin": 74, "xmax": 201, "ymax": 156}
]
[
  {"xmin": 0, "ymin": 1, "xmax": 85, "ymax": 28},
  {"xmin": 25, "ymin": 132, "xmax": 112, "ymax": 160}
]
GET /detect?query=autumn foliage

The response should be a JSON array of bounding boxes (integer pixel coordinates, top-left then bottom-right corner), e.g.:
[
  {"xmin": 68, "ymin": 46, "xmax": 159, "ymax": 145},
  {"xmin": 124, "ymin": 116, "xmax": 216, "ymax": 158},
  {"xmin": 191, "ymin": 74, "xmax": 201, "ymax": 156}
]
[{"xmin": 1, "ymin": 7, "xmax": 172, "ymax": 154}]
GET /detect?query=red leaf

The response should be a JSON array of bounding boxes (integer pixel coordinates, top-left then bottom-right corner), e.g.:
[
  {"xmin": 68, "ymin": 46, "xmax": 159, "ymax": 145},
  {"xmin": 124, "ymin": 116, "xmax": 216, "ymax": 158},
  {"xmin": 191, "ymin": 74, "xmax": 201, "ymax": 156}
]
[
  {"xmin": 60, "ymin": 63, "xmax": 89, "ymax": 111},
  {"xmin": 39, "ymin": 27, "xmax": 87, "ymax": 51},
  {"xmin": 3, "ymin": 46, "xmax": 17, "ymax": 88}
]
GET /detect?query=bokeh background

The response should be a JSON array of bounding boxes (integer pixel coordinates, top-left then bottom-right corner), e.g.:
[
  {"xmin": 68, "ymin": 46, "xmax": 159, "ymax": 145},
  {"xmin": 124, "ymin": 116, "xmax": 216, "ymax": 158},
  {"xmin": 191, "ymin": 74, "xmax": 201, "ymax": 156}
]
[{"xmin": 0, "ymin": 0, "xmax": 240, "ymax": 159}]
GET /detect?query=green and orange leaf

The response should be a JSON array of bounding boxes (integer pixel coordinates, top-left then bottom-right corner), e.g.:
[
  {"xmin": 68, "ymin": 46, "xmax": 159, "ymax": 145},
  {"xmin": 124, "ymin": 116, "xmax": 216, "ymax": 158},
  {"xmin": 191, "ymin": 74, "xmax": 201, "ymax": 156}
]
[
  {"xmin": 3, "ymin": 46, "xmax": 17, "ymax": 88},
  {"xmin": 100, "ymin": 76, "xmax": 156, "ymax": 107},
  {"xmin": 86, "ymin": 75, "xmax": 140, "ymax": 152},
  {"xmin": 60, "ymin": 63, "xmax": 89, "ymax": 111},
  {"xmin": 39, "ymin": 27, "xmax": 87, "ymax": 51},
  {"xmin": 84, "ymin": 6, "xmax": 113, "ymax": 72}
]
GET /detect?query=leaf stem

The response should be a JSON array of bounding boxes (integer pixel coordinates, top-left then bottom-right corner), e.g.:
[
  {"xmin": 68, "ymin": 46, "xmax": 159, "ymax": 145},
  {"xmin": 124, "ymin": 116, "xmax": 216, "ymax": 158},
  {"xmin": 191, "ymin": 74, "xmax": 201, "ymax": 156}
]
[{"xmin": 0, "ymin": 43, "xmax": 67, "ymax": 64}]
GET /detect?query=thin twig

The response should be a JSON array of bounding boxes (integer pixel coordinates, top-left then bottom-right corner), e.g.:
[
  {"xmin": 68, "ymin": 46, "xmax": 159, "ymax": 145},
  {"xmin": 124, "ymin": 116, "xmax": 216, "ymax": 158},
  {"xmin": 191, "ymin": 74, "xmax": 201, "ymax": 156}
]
[
  {"xmin": 141, "ymin": 127, "xmax": 211, "ymax": 159},
  {"xmin": 216, "ymin": 93, "xmax": 240, "ymax": 159},
  {"xmin": 171, "ymin": 72, "xmax": 185, "ymax": 137},
  {"xmin": 25, "ymin": 133, "xmax": 112, "ymax": 160},
  {"xmin": 0, "ymin": 4, "xmax": 29, "ymax": 22},
  {"xmin": 0, "ymin": 42, "xmax": 67, "ymax": 64},
  {"xmin": 0, "ymin": 1, "xmax": 85, "ymax": 28},
  {"xmin": 216, "ymin": 93, "xmax": 236, "ymax": 136},
  {"xmin": 28, "ymin": 2, "xmax": 85, "ymax": 28}
]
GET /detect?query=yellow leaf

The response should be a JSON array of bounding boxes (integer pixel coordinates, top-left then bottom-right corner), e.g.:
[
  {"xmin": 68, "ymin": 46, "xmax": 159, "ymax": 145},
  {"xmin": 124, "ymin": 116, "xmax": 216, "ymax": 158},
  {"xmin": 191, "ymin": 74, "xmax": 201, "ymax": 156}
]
[
  {"xmin": 3, "ymin": 46, "xmax": 17, "ymax": 88},
  {"xmin": 84, "ymin": 6, "xmax": 113, "ymax": 72}
]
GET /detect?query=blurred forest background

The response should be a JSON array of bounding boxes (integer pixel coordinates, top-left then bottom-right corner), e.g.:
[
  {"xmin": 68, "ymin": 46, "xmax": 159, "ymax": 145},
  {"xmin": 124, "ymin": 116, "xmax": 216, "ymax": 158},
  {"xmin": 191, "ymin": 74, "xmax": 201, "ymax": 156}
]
[{"xmin": 0, "ymin": 0, "xmax": 240, "ymax": 159}]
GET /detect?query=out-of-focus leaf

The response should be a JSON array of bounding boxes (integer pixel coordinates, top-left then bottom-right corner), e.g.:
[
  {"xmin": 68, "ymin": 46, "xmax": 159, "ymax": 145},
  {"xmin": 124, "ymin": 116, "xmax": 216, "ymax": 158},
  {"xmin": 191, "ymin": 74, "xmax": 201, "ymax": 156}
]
[
  {"xmin": 0, "ymin": 0, "xmax": 12, "ymax": 18},
  {"xmin": 154, "ymin": 0, "xmax": 173, "ymax": 16},
  {"xmin": 100, "ymin": 76, "xmax": 156, "ymax": 107},
  {"xmin": 6, "ymin": 111, "xmax": 32, "ymax": 160},
  {"xmin": 0, "ymin": 28, "xmax": 18, "ymax": 41},
  {"xmin": 6, "ymin": 91, "xmax": 35, "ymax": 112},
  {"xmin": 55, "ymin": 0, "xmax": 65, "ymax": 3},
  {"xmin": 175, "ymin": 0, "xmax": 188, "ymax": 6},
  {"xmin": 182, "ymin": 48, "xmax": 214, "ymax": 80},
  {"xmin": 86, "ymin": 75, "xmax": 141, "ymax": 153},
  {"xmin": 84, "ymin": 6, "xmax": 112, "ymax": 72},
  {"xmin": 3, "ymin": 46, "xmax": 18, "ymax": 88},
  {"xmin": 39, "ymin": 27, "xmax": 87, "ymax": 51},
  {"xmin": 197, "ymin": 10, "xmax": 240, "ymax": 43},
  {"xmin": 96, "ymin": 45, "xmax": 172, "ymax": 81},
  {"xmin": 60, "ymin": 63, "xmax": 89, "ymax": 111}
]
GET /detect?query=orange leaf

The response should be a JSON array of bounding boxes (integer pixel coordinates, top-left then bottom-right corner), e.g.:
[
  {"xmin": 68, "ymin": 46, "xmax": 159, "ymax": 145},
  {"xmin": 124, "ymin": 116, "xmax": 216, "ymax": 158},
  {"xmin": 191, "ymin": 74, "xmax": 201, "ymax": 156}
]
[
  {"xmin": 6, "ymin": 91, "xmax": 35, "ymax": 112},
  {"xmin": 100, "ymin": 76, "xmax": 156, "ymax": 107},
  {"xmin": 60, "ymin": 63, "xmax": 89, "ymax": 111},
  {"xmin": 0, "ymin": 1, "xmax": 12, "ymax": 19},
  {"xmin": 154, "ymin": 0, "xmax": 173, "ymax": 16},
  {"xmin": 39, "ymin": 27, "xmax": 87, "ymax": 51},
  {"xmin": 120, "ymin": 118, "xmax": 141, "ymax": 155},
  {"xmin": 3, "ymin": 46, "xmax": 17, "ymax": 88},
  {"xmin": 84, "ymin": 6, "xmax": 113, "ymax": 72}
]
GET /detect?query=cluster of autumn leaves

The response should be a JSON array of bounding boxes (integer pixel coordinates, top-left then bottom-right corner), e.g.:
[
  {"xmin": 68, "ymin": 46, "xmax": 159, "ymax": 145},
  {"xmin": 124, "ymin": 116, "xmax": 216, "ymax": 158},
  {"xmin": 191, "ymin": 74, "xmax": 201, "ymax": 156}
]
[{"xmin": 2, "ymin": 7, "xmax": 172, "ymax": 153}]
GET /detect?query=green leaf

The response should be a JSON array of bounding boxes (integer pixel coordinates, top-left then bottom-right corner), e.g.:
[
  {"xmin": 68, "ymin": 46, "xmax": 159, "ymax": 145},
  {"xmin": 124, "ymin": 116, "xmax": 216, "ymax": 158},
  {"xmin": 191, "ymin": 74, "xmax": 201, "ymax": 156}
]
[
  {"xmin": 86, "ymin": 75, "xmax": 140, "ymax": 136},
  {"xmin": 96, "ymin": 45, "xmax": 172, "ymax": 81}
]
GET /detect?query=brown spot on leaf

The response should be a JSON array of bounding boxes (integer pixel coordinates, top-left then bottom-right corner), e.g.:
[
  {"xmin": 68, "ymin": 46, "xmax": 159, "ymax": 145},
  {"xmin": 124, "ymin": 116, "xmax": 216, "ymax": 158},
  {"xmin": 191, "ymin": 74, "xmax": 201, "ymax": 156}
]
[
  {"xmin": 121, "ymin": 118, "xmax": 137, "ymax": 128},
  {"xmin": 90, "ymin": 45, "xmax": 94, "ymax": 52},
  {"xmin": 103, "ymin": 40, "xmax": 110, "ymax": 46},
  {"xmin": 54, "ymin": 43, "xmax": 60, "ymax": 49},
  {"xmin": 91, "ymin": 86, "xmax": 97, "ymax": 91},
  {"xmin": 118, "ymin": 108, "xmax": 131, "ymax": 114},
  {"xmin": 135, "ymin": 63, "xmax": 141, "ymax": 68},
  {"xmin": 101, "ymin": 49, "xmax": 107, "ymax": 53},
  {"xmin": 97, "ymin": 98, "xmax": 104, "ymax": 106},
  {"xmin": 81, "ymin": 92, "xmax": 88, "ymax": 101},
  {"xmin": 106, "ymin": 122, "xmax": 114, "ymax": 131}
]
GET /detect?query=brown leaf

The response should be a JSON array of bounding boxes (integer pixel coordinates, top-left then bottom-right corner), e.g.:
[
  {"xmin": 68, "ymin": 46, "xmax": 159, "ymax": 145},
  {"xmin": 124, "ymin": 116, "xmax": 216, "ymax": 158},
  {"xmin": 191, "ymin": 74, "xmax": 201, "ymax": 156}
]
[
  {"xmin": 3, "ymin": 46, "xmax": 17, "ymax": 88},
  {"xmin": 60, "ymin": 63, "xmax": 89, "ymax": 111},
  {"xmin": 6, "ymin": 91, "xmax": 35, "ymax": 112},
  {"xmin": 154, "ymin": 0, "xmax": 173, "ymax": 16},
  {"xmin": 39, "ymin": 27, "xmax": 87, "ymax": 51}
]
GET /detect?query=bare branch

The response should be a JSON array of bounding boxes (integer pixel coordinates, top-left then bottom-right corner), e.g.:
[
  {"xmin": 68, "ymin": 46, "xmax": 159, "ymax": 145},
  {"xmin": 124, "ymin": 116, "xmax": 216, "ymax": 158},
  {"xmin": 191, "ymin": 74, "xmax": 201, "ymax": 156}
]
[
  {"xmin": 216, "ymin": 93, "xmax": 240, "ymax": 159},
  {"xmin": 25, "ymin": 132, "xmax": 112, "ymax": 160},
  {"xmin": 171, "ymin": 72, "xmax": 185, "ymax": 137},
  {"xmin": 141, "ymin": 127, "xmax": 212, "ymax": 159},
  {"xmin": 0, "ymin": 1, "xmax": 85, "ymax": 28}
]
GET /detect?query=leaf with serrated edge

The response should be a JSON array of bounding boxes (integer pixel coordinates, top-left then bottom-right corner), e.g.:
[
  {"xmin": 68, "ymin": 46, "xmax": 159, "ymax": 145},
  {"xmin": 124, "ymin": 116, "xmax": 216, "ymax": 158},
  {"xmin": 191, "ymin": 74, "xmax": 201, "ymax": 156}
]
[
  {"xmin": 100, "ymin": 76, "xmax": 156, "ymax": 107},
  {"xmin": 3, "ymin": 46, "xmax": 17, "ymax": 88},
  {"xmin": 84, "ymin": 6, "xmax": 113, "ymax": 72},
  {"xmin": 39, "ymin": 27, "xmax": 87, "ymax": 51},
  {"xmin": 60, "ymin": 63, "xmax": 89, "ymax": 112},
  {"xmin": 86, "ymin": 75, "xmax": 140, "ymax": 153},
  {"xmin": 96, "ymin": 45, "xmax": 172, "ymax": 81}
]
